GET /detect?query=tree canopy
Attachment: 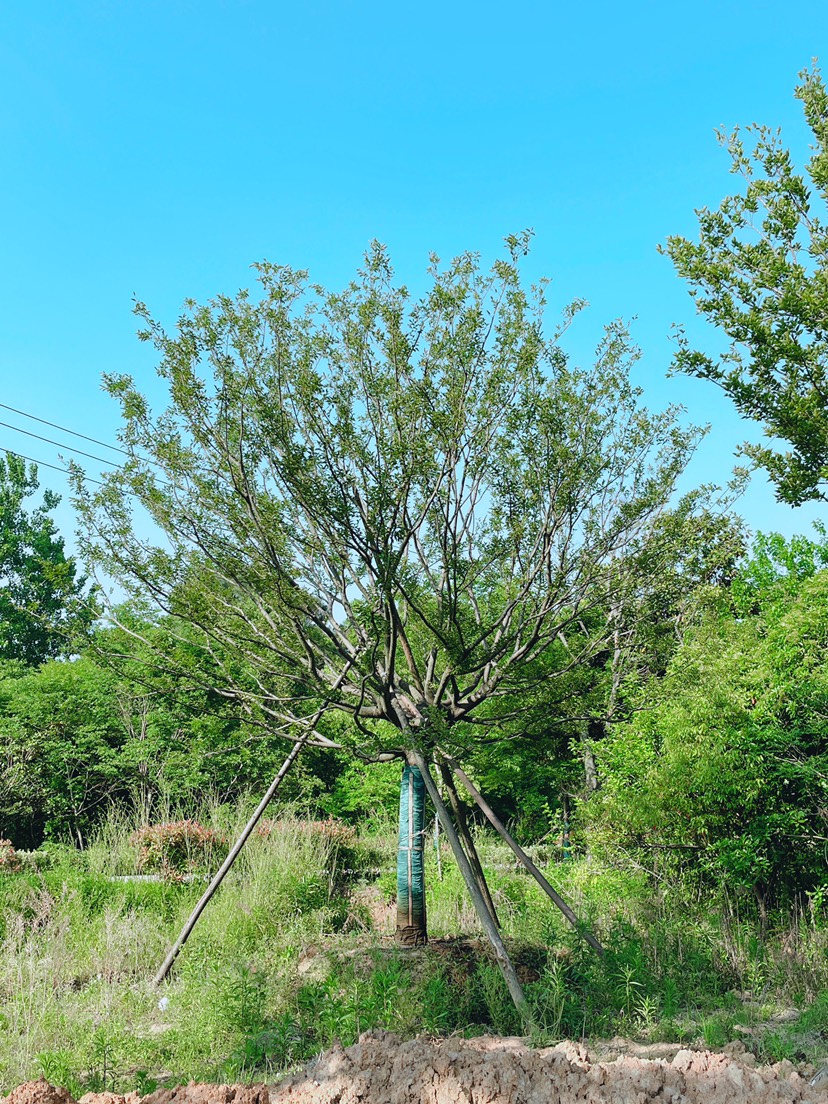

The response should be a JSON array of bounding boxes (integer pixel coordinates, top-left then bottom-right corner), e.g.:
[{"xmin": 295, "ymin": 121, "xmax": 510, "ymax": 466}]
[
  {"xmin": 663, "ymin": 66, "xmax": 828, "ymax": 505},
  {"xmin": 590, "ymin": 528, "xmax": 828, "ymax": 909},
  {"xmin": 0, "ymin": 453, "xmax": 93, "ymax": 664},
  {"xmin": 75, "ymin": 241, "xmax": 704, "ymax": 764}
]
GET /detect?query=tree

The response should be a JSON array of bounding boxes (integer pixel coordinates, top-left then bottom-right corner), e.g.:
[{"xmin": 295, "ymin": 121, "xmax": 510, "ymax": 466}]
[
  {"xmin": 93, "ymin": 605, "xmax": 343, "ymax": 813},
  {"xmin": 589, "ymin": 528, "xmax": 828, "ymax": 914},
  {"xmin": 662, "ymin": 65, "xmax": 828, "ymax": 505},
  {"xmin": 0, "ymin": 657, "xmax": 126, "ymax": 847},
  {"xmin": 462, "ymin": 488, "xmax": 746, "ymax": 832},
  {"xmin": 76, "ymin": 240, "xmax": 702, "ymax": 1013},
  {"xmin": 0, "ymin": 453, "xmax": 93, "ymax": 663}
]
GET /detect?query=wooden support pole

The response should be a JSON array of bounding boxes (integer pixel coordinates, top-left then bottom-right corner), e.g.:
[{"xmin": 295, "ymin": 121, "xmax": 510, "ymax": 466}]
[
  {"xmin": 154, "ymin": 734, "xmax": 307, "ymax": 985},
  {"xmin": 407, "ymin": 748, "xmax": 537, "ymax": 1033},
  {"xmin": 439, "ymin": 762, "xmax": 500, "ymax": 929},
  {"xmin": 448, "ymin": 759, "xmax": 605, "ymax": 957}
]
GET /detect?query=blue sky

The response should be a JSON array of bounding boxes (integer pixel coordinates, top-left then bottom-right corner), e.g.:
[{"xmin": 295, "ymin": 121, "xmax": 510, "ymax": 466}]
[{"xmin": 1, "ymin": 0, "xmax": 826, "ymax": 549}]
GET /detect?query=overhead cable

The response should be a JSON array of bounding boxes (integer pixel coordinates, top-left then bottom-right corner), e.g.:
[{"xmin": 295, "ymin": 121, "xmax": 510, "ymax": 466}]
[
  {"xmin": 0, "ymin": 419, "xmax": 119, "ymax": 468},
  {"xmin": 0, "ymin": 400, "xmax": 166, "ymax": 471},
  {"xmin": 0, "ymin": 446, "xmax": 106, "ymax": 487},
  {"xmin": 0, "ymin": 402, "xmax": 174, "ymax": 488},
  {"xmin": 0, "ymin": 401, "xmax": 131, "ymax": 457}
]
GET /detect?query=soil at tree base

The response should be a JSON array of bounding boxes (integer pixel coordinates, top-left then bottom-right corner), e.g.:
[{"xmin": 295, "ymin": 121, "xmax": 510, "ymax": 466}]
[{"xmin": 4, "ymin": 1033, "xmax": 828, "ymax": 1104}]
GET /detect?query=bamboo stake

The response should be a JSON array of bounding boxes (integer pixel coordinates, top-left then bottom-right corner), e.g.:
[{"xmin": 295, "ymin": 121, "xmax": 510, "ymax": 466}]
[
  {"xmin": 448, "ymin": 759, "xmax": 605, "ymax": 956},
  {"xmin": 434, "ymin": 779, "xmax": 443, "ymax": 882},
  {"xmin": 439, "ymin": 762, "xmax": 500, "ymax": 929},
  {"xmin": 154, "ymin": 733, "xmax": 308, "ymax": 985},
  {"xmin": 407, "ymin": 748, "xmax": 536, "ymax": 1032}
]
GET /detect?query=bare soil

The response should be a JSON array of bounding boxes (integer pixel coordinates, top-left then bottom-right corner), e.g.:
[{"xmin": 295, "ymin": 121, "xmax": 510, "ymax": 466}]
[{"xmin": 4, "ymin": 1032, "xmax": 828, "ymax": 1104}]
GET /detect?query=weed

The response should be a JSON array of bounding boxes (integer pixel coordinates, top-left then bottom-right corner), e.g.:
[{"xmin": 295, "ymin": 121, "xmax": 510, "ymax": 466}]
[
  {"xmin": 528, "ymin": 958, "xmax": 567, "ymax": 1038},
  {"xmin": 133, "ymin": 1070, "xmax": 159, "ymax": 1095},
  {"xmin": 701, "ymin": 1013, "xmax": 736, "ymax": 1048},
  {"xmin": 756, "ymin": 1031, "xmax": 798, "ymax": 1064},
  {"xmin": 614, "ymin": 963, "xmax": 644, "ymax": 1014},
  {"xmin": 37, "ymin": 1051, "xmax": 81, "ymax": 1097},
  {"xmin": 635, "ymin": 994, "xmax": 660, "ymax": 1031},
  {"xmin": 420, "ymin": 972, "xmax": 454, "ymax": 1034}
]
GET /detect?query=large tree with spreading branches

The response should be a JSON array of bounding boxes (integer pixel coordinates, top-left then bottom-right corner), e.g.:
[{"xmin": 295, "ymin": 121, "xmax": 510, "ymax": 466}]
[{"xmin": 76, "ymin": 238, "xmax": 703, "ymax": 1024}]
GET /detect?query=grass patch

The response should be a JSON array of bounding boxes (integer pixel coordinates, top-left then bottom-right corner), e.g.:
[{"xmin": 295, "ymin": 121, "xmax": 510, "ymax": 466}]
[{"xmin": 0, "ymin": 804, "xmax": 827, "ymax": 1091}]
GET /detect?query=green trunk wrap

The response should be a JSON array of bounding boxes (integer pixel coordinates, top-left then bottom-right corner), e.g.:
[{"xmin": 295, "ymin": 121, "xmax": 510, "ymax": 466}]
[{"xmin": 396, "ymin": 763, "xmax": 427, "ymax": 944}]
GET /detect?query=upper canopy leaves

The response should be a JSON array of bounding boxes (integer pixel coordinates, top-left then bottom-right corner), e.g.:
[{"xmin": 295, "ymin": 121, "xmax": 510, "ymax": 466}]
[{"xmin": 76, "ymin": 242, "xmax": 701, "ymax": 755}]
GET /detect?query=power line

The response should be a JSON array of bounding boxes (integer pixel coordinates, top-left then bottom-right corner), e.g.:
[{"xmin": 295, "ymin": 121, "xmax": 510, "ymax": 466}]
[
  {"xmin": 0, "ymin": 444, "xmax": 177, "ymax": 498},
  {"xmin": 0, "ymin": 419, "xmax": 120, "ymax": 468},
  {"xmin": 0, "ymin": 401, "xmax": 131, "ymax": 458},
  {"xmin": 0, "ymin": 401, "xmax": 167, "ymax": 473},
  {"xmin": 0, "ymin": 446, "xmax": 106, "ymax": 487},
  {"xmin": 0, "ymin": 402, "xmax": 173, "ymax": 488}
]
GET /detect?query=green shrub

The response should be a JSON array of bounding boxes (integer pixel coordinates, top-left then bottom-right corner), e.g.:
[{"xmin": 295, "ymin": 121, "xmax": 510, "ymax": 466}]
[
  {"xmin": 130, "ymin": 821, "xmax": 228, "ymax": 880},
  {"xmin": 0, "ymin": 840, "xmax": 22, "ymax": 874}
]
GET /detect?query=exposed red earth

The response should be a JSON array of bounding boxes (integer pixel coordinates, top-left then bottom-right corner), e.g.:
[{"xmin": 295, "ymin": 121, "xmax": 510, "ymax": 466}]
[{"xmin": 4, "ymin": 1032, "xmax": 828, "ymax": 1104}]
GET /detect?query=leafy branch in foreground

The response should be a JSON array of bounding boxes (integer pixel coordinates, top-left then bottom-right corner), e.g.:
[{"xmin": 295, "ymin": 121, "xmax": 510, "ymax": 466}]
[{"xmin": 663, "ymin": 64, "xmax": 828, "ymax": 505}]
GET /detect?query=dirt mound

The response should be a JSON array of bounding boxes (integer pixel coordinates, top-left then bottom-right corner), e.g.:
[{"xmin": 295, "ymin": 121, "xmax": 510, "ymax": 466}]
[
  {"xmin": 2, "ymin": 1085, "xmax": 269, "ymax": 1104},
  {"xmin": 84, "ymin": 1088, "xmax": 268, "ymax": 1104},
  {"xmin": 80, "ymin": 1095, "xmax": 141, "ymax": 1104},
  {"xmin": 4, "ymin": 1039, "xmax": 828, "ymax": 1104},
  {"xmin": 138, "ymin": 1087, "xmax": 268, "ymax": 1104},
  {"xmin": 3, "ymin": 1081, "xmax": 75, "ymax": 1104},
  {"xmin": 270, "ymin": 1030, "xmax": 828, "ymax": 1104}
]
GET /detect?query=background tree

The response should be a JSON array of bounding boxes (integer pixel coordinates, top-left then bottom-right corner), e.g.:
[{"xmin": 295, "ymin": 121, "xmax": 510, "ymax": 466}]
[
  {"xmin": 662, "ymin": 65, "xmax": 828, "ymax": 505},
  {"xmin": 76, "ymin": 240, "xmax": 702, "ymax": 977},
  {"xmin": 93, "ymin": 606, "xmax": 342, "ymax": 813},
  {"xmin": 0, "ymin": 604, "xmax": 343, "ymax": 849},
  {"xmin": 0, "ymin": 656, "xmax": 125, "ymax": 847},
  {"xmin": 0, "ymin": 453, "xmax": 93, "ymax": 663},
  {"xmin": 589, "ymin": 528, "xmax": 828, "ymax": 915}
]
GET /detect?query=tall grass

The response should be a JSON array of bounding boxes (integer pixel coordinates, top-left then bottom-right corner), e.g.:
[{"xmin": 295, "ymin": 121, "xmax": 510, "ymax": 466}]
[{"xmin": 0, "ymin": 801, "xmax": 827, "ymax": 1092}]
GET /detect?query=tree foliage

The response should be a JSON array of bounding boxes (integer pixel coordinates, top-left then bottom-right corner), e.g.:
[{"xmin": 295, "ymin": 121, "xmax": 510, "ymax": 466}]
[
  {"xmin": 75, "ymin": 241, "xmax": 702, "ymax": 768},
  {"xmin": 0, "ymin": 656, "xmax": 125, "ymax": 847},
  {"xmin": 0, "ymin": 610, "xmax": 343, "ymax": 849},
  {"xmin": 0, "ymin": 454, "xmax": 93, "ymax": 664},
  {"xmin": 590, "ymin": 530, "xmax": 828, "ymax": 907},
  {"xmin": 663, "ymin": 66, "xmax": 828, "ymax": 505}
]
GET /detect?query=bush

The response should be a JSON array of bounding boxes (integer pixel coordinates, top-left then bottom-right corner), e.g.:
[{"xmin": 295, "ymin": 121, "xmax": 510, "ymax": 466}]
[
  {"xmin": 130, "ymin": 820, "xmax": 228, "ymax": 880},
  {"xmin": 0, "ymin": 839, "xmax": 21, "ymax": 874},
  {"xmin": 256, "ymin": 816, "xmax": 355, "ymax": 849},
  {"xmin": 256, "ymin": 817, "xmax": 358, "ymax": 881}
]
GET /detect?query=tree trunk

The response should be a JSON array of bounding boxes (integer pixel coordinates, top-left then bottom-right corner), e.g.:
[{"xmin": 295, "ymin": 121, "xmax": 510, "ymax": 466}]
[
  {"xmin": 396, "ymin": 763, "xmax": 428, "ymax": 945},
  {"xmin": 439, "ymin": 762, "xmax": 500, "ymax": 929},
  {"xmin": 579, "ymin": 720, "xmax": 599, "ymax": 793},
  {"xmin": 408, "ymin": 748, "xmax": 536, "ymax": 1033},
  {"xmin": 561, "ymin": 792, "xmax": 572, "ymax": 862}
]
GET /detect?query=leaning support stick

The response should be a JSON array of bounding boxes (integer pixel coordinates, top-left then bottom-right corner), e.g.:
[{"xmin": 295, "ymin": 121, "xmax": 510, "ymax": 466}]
[
  {"xmin": 448, "ymin": 758, "xmax": 605, "ymax": 957},
  {"xmin": 407, "ymin": 748, "xmax": 536, "ymax": 1032},
  {"xmin": 439, "ymin": 762, "xmax": 500, "ymax": 930},
  {"xmin": 154, "ymin": 733, "xmax": 308, "ymax": 986}
]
